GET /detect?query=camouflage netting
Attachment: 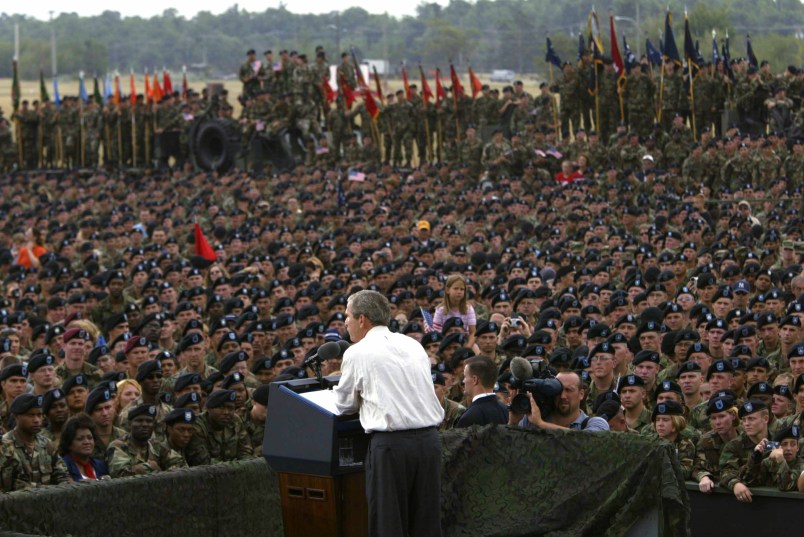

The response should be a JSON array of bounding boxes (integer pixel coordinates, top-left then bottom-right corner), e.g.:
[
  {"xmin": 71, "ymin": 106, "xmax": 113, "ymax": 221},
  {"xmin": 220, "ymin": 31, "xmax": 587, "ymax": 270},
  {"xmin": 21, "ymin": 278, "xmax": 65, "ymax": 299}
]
[
  {"xmin": 440, "ymin": 426, "xmax": 690, "ymax": 537},
  {"xmin": 0, "ymin": 459, "xmax": 284, "ymax": 537},
  {"xmin": 0, "ymin": 428, "xmax": 688, "ymax": 537}
]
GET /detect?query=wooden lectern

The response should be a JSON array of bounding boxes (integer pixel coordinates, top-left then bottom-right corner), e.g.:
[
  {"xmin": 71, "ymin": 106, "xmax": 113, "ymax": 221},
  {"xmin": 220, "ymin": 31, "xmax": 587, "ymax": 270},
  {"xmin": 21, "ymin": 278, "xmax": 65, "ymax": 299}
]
[{"xmin": 263, "ymin": 377, "xmax": 369, "ymax": 537}]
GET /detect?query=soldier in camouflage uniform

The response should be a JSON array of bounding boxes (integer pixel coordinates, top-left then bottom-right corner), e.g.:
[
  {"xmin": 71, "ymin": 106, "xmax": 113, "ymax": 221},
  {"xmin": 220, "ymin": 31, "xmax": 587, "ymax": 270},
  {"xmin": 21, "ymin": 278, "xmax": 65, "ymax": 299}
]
[
  {"xmin": 533, "ymin": 82, "xmax": 558, "ymax": 132},
  {"xmin": 719, "ymin": 143, "xmax": 755, "ymax": 191},
  {"xmin": 734, "ymin": 67, "xmax": 769, "ymax": 135},
  {"xmin": 239, "ymin": 49, "xmax": 263, "ymax": 98},
  {"xmin": 107, "ymin": 403, "xmax": 185, "ymax": 477},
  {"xmin": 159, "ymin": 407, "xmax": 196, "ymax": 467},
  {"xmin": 310, "ymin": 52, "xmax": 331, "ymax": 122},
  {"xmin": 390, "ymin": 90, "xmax": 413, "ymax": 167},
  {"xmin": 83, "ymin": 99, "xmax": 103, "ymax": 167},
  {"xmin": 336, "ymin": 52, "xmax": 356, "ymax": 90},
  {"xmin": 11, "ymin": 100, "xmax": 39, "ymax": 169},
  {"xmin": 481, "ymin": 129, "xmax": 513, "ymax": 177},
  {"xmin": 326, "ymin": 98, "xmax": 350, "ymax": 161},
  {"xmin": 39, "ymin": 99, "xmax": 56, "ymax": 167},
  {"xmin": 457, "ymin": 126, "xmax": 484, "ymax": 178},
  {"xmin": 555, "ymin": 63, "xmax": 580, "ymax": 140},
  {"xmin": 649, "ymin": 401, "xmax": 695, "ymax": 480},
  {"xmin": 623, "ymin": 65, "xmax": 656, "ymax": 139},
  {"xmin": 0, "ymin": 115, "xmax": 16, "ymax": 172},
  {"xmin": 658, "ymin": 62, "xmax": 686, "ymax": 130},
  {"xmin": 0, "ymin": 394, "xmax": 69, "ymax": 491},
  {"xmin": 693, "ymin": 396, "xmax": 739, "ymax": 492},
  {"xmin": 434, "ymin": 372, "xmax": 465, "ymax": 430},
  {"xmin": 243, "ymin": 385, "xmax": 269, "ymax": 454},
  {"xmin": 753, "ymin": 141, "xmax": 781, "ymax": 189},
  {"xmin": 185, "ymin": 390, "xmax": 253, "ymax": 466},
  {"xmin": 598, "ymin": 59, "xmax": 620, "ymax": 141},
  {"xmin": 407, "ymin": 84, "xmax": 427, "ymax": 163},
  {"xmin": 719, "ymin": 401, "xmax": 772, "ymax": 501},
  {"xmin": 740, "ymin": 425, "xmax": 804, "ymax": 491},
  {"xmin": 663, "ymin": 128, "xmax": 690, "ymax": 169},
  {"xmin": 783, "ymin": 138, "xmax": 804, "ymax": 184}
]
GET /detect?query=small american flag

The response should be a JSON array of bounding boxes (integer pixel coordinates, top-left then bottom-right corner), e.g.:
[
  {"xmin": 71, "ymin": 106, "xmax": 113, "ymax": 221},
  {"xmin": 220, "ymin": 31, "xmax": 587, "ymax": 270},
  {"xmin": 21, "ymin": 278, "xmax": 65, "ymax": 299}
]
[
  {"xmin": 546, "ymin": 147, "xmax": 563, "ymax": 159},
  {"xmin": 348, "ymin": 170, "xmax": 366, "ymax": 182},
  {"xmin": 421, "ymin": 308, "xmax": 434, "ymax": 333},
  {"xmin": 315, "ymin": 147, "xmax": 330, "ymax": 155}
]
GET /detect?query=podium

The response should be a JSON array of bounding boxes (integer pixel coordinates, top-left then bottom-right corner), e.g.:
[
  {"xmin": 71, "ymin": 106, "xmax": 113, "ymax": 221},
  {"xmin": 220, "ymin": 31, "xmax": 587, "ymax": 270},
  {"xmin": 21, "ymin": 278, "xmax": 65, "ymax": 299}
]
[{"xmin": 263, "ymin": 377, "xmax": 369, "ymax": 537}]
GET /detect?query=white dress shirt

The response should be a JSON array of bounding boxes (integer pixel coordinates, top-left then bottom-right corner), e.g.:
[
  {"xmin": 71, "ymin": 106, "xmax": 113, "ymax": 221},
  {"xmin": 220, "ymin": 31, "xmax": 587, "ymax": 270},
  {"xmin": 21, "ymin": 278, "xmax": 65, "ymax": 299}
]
[{"xmin": 333, "ymin": 326, "xmax": 444, "ymax": 433}]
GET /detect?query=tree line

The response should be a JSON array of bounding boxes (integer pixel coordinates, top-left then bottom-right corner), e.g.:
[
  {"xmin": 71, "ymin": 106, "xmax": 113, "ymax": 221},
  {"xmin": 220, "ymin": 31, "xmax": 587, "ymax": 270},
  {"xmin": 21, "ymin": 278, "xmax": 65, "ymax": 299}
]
[{"xmin": 1, "ymin": 0, "xmax": 803, "ymax": 81}]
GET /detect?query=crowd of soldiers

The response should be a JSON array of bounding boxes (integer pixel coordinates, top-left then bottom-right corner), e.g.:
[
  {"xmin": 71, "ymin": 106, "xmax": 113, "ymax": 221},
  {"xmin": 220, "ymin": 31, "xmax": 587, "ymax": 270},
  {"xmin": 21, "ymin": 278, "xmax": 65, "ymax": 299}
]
[{"xmin": 0, "ymin": 44, "xmax": 801, "ymax": 513}]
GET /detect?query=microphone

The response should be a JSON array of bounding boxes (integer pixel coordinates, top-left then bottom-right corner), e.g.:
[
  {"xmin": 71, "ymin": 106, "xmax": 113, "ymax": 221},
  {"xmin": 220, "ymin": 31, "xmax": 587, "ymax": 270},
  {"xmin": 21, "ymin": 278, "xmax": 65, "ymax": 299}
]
[
  {"xmin": 336, "ymin": 340, "xmax": 350, "ymax": 356},
  {"xmin": 302, "ymin": 341, "xmax": 342, "ymax": 368},
  {"xmin": 509, "ymin": 356, "xmax": 534, "ymax": 385}
]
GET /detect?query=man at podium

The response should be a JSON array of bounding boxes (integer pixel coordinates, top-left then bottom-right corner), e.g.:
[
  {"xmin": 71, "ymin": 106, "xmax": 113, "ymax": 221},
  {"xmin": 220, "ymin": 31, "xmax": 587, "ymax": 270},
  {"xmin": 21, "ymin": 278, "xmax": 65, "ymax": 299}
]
[{"xmin": 334, "ymin": 290, "xmax": 444, "ymax": 537}]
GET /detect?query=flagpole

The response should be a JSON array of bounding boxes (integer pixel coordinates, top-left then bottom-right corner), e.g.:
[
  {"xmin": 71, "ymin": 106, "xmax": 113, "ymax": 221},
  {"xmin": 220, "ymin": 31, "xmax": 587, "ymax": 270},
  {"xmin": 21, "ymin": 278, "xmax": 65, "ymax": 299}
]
[
  {"xmin": 690, "ymin": 75, "xmax": 697, "ymax": 141},
  {"xmin": 80, "ymin": 74, "xmax": 85, "ymax": 168},
  {"xmin": 658, "ymin": 56, "xmax": 666, "ymax": 123},
  {"xmin": 548, "ymin": 63, "xmax": 560, "ymax": 137}
]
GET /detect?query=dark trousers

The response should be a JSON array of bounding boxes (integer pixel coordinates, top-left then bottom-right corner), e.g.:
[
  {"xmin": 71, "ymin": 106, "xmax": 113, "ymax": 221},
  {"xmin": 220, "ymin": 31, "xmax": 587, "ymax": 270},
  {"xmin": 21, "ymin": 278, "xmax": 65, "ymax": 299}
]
[{"xmin": 366, "ymin": 427, "xmax": 442, "ymax": 537}]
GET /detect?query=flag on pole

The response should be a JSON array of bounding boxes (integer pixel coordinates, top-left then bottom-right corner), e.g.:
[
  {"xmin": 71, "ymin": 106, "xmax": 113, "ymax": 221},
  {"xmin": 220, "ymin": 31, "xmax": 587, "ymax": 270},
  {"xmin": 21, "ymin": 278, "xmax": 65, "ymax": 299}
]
[
  {"xmin": 193, "ymin": 223, "xmax": 218, "ymax": 264},
  {"xmin": 130, "ymin": 70, "xmax": 137, "ymax": 106},
  {"xmin": 401, "ymin": 65, "xmax": 412, "ymax": 100},
  {"xmin": 722, "ymin": 32, "xmax": 734, "ymax": 81},
  {"xmin": 746, "ymin": 35, "xmax": 758, "ymax": 68},
  {"xmin": 113, "ymin": 73, "xmax": 121, "ymax": 105},
  {"xmin": 104, "ymin": 73, "xmax": 112, "ymax": 103},
  {"xmin": 322, "ymin": 76, "xmax": 336, "ymax": 104},
  {"xmin": 588, "ymin": 8, "xmax": 604, "ymax": 56},
  {"xmin": 93, "ymin": 76, "xmax": 103, "ymax": 105},
  {"xmin": 338, "ymin": 73, "xmax": 356, "ymax": 108},
  {"xmin": 663, "ymin": 9, "xmax": 682, "ymax": 66},
  {"xmin": 468, "ymin": 66, "xmax": 482, "ymax": 98},
  {"xmin": 40, "ymin": 70, "xmax": 50, "ymax": 102},
  {"xmin": 79, "ymin": 72, "xmax": 88, "ymax": 104},
  {"xmin": 163, "ymin": 69, "xmax": 173, "ymax": 95},
  {"xmin": 182, "ymin": 66, "xmax": 188, "ymax": 99},
  {"xmin": 449, "ymin": 63, "xmax": 464, "ymax": 102},
  {"xmin": 577, "ymin": 33, "xmax": 586, "ymax": 61},
  {"xmin": 609, "ymin": 15, "xmax": 625, "ymax": 83},
  {"xmin": 545, "ymin": 37, "xmax": 562, "ymax": 68},
  {"xmin": 435, "ymin": 68, "xmax": 446, "ymax": 107},
  {"xmin": 144, "ymin": 69, "xmax": 152, "ymax": 103},
  {"xmin": 684, "ymin": 11, "xmax": 704, "ymax": 82},
  {"xmin": 11, "ymin": 60, "xmax": 20, "ymax": 112},
  {"xmin": 623, "ymin": 36, "xmax": 638, "ymax": 74},
  {"xmin": 152, "ymin": 72, "xmax": 164, "ymax": 102},
  {"xmin": 712, "ymin": 30, "xmax": 720, "ymax": 65},
  {"xmin": 419, "ymin": 65, "xmax": 433, "ymax": 105},
  {"xmin": 373, "ymin": 66, "xmax": 385, "ymax": 104},
  {"xmin": 53, "ymin": 77, "xmax": 61, "ymax": 111},
  {"xmin": 646, "ymin": 39, "xmax": 663, "ymax": 66}
]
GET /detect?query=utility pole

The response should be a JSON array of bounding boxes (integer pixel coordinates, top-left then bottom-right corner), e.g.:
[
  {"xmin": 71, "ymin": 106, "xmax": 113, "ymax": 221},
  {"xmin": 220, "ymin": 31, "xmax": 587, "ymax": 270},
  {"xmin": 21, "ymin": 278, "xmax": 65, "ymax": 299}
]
[{"xmin": 49, "ymin": 11, "xmax": 57, "ymax": 76}]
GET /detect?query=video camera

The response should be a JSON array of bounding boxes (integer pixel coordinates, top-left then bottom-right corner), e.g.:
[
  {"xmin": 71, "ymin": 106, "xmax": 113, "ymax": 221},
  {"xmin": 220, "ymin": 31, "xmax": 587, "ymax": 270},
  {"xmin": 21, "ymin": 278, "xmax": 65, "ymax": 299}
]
[{"xmin": 508, "ymin": 356, "xmax": 563, "ymax": 418}]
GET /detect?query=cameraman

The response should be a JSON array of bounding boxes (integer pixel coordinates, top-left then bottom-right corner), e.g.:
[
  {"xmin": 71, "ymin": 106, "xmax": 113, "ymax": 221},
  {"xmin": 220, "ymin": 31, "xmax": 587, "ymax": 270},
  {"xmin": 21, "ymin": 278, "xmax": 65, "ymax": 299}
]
[{"xmin": 510, "ymin": 371, "xmax": 609, "ymax": 431}]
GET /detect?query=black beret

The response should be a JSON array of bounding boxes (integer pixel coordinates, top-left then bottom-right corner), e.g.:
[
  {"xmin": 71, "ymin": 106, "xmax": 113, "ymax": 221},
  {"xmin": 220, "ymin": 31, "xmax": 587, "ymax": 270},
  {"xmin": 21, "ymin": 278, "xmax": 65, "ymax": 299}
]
[
  {"xmin": 738, "ymin": 400, "xmax": 767, "ymax": 418},
  {"xmin": 705, "ymin": 395, "xmax": 735, "ymax": 415},
  {"xmin": 135, "ymin": 360, "xmax": 163, "ymax": 382},
  {"xmin": 62, "ymin": 374, "xmax": 88, "ymax": 393},
  {"xmin": 252, "ymin": 384, "xmax": 270, "ymax": 406},
  {"xmin": 84, "ymin": 387, "xmax": 113, "ymax": 413},
  {"xmin": 10, "ymin": 393, "xmax": 43, "ymax": 414},
  {"xmin": 205, "ymin": 389, "xmax": 237, "ymax": 409},
  {"xmin": 174, "ymin": 391, "xmax": 203, "ymax": 408},
  {"xmin": 651, "ymin": 400, "xmax": 684, "ymax": 420},
  {"xmin": 27, "ymin": 353, "xmax": 56, "ymax": 373},
  {"xmin": 128, "ymin": 403, "xmax": 157, "ymax": 421},
  {"xmin": 219, "ymin": 351, "xmax": 248, "ymax": 375},
  {"xmin": 616, "ymin": 374, "xmax": 645, "ymax": 392},
  {"xmin": 174, "ymin": 373, "xmax": 202, "ymax": 392},
  {"xmin": 632, "ymin": 350, "xmax": 660, "ymax": 366},
  {"xmin": 165, "ymin": 407, "xmax": 196, "ymax": 425},
  {"xmin": 42, "ymin": 388, "xmax": 65, "ymax": 414},
  {"xmin": 177, "ymin": 333, "xmax": 204, "ymax": 354},
  {"xmin": 0, "ymin": 364, "xmax": 28, "ymax": 381},
  {"xmin": 222, "ymin": 372, "xmax": 245, "ymax": 389}
]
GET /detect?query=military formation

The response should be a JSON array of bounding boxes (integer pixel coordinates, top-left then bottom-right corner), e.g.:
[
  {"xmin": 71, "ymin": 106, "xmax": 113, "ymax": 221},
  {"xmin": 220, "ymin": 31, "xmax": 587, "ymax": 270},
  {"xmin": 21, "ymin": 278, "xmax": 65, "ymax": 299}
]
[{"xmin": 0, "ymin": 43, "xmax": 801, "ymax": 512}]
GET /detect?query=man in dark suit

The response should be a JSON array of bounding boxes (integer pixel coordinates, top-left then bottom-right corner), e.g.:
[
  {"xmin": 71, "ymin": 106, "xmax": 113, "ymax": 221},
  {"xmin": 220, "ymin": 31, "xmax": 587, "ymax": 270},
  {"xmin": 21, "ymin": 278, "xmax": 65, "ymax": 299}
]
[{"xmin": 456, "ymin": 355, "xmax": 509, "ymax": 427}]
